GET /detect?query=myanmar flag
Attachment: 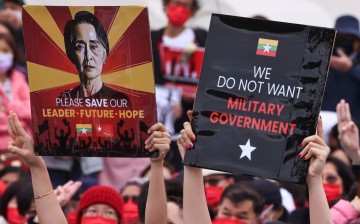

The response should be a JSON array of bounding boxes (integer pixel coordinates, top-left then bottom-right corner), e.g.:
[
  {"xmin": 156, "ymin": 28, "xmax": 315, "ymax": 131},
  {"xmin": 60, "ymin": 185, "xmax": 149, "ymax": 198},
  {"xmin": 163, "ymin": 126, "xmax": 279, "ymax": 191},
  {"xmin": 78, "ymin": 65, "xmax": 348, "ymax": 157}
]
[
  {"xmin": 76, "ymin": 124, "xmax": 92, "ymax": 137},
  {"xmin": 96, "ymin": 124, "xmax": 114, "ymax": 138},
  {"xmin": 256, "ymin": 38, "xmax": 278, "ymax": 57}
]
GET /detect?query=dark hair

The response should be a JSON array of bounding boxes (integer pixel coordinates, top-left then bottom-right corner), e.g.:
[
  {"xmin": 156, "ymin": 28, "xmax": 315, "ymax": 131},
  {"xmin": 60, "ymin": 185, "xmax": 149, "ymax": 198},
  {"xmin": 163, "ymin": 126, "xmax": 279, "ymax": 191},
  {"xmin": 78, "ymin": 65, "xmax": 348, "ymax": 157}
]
[
  {"xmin": 140, "ymin": 161, "xmax": 176, "ymax": 178},
  {"xmin": 64, "ymin": 11, "xmax": 109, "ymax": 65},
  {"xmin": 0, "ymin": 20, "xmax": 18, "ymax": 42},
  {"xmin": 0, "ymin": 33, "xmax": 21, "ymax": 77},
  {"xmin": 163, "ymin": 0, "xmax": 200, "ymax": 11},
  {"xmin": 220, "ymin": 183, "xmax": 264, "ymax": 215},
  {"xmin": 137, "ymin": 180, "xmax": 183, "ymax": 221},
  {"xmin": 326, "ymin": 156, "xmax": 356, "ymax": 197},
  {"xmin": 0, "ymin": 166, "xmax": 29, "ymax": 183},
  {"xmin": 0, "ymin": 180, "xmax": 34, "ymax": 220}
]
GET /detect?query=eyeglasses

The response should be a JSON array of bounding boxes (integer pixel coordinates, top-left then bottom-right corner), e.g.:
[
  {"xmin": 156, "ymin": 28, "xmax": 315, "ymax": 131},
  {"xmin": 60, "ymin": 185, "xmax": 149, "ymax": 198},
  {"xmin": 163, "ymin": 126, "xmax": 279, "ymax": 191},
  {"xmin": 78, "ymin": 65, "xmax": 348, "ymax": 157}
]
[
  {"xmin": 82, "ymin": 208, "xmax": 118, "ymax": 219},
  {"xmin": 123, "ymin": 195, "xmax": 138, "ymax": 203}
]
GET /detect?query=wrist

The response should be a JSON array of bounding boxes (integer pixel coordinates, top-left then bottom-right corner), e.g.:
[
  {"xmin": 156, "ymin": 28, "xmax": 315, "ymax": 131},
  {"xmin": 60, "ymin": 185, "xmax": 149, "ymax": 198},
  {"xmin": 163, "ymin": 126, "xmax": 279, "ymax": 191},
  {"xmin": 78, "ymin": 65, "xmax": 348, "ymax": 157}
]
[
  {"xmin": 150, "ymin": 160, "xmax": 163, "ymax": 168},
  {"xmin": 351, "ymin": 150, "xmax": 360, "ymax": 165},
  {"xmin": 29, "ymin": 158, "xmax": 47, "ymax": 171},
  {"xmin": 306, "ymin": 176, "xmax": 322, "ymax": 186}
]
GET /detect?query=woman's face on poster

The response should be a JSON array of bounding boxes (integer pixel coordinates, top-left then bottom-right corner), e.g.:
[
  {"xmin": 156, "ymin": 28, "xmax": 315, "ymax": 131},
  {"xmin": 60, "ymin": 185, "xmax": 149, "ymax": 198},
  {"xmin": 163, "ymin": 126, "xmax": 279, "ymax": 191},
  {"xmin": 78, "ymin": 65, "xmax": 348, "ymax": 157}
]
[{"xmin": 74, "ymin": 23, "xmax": 106, "ymax": 80}]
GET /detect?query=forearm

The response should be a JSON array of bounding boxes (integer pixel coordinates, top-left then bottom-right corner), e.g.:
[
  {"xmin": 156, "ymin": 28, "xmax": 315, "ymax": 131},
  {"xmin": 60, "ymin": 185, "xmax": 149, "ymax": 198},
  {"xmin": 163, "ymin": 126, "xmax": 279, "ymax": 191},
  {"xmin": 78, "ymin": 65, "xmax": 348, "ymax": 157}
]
[
  {"xmin": 145, "ymin": 162, "xmax": 167, "ymax": 224},
  {"xmin": 30, "ymin": 160, "xmax": 67, "ymax": 224},
  {"xmin": 308, "ymin": 177, "xmax": 333, "ymax": 224},
  {"xmin": 183, "ymin": 166, "xmax": 211, "ymax": 224}
]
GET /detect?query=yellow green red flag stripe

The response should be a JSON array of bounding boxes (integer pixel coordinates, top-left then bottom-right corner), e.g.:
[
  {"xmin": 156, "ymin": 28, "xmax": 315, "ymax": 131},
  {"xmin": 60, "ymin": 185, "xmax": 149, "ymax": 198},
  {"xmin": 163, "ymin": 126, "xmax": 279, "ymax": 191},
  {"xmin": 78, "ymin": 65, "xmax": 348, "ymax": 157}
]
[
  {"xmin": 76, "ymin": 124, "xmax": 92, "ymax": 137},
  {"xmin": 256, "ymin": 38, "xmax": 279, "ymax": 57}
]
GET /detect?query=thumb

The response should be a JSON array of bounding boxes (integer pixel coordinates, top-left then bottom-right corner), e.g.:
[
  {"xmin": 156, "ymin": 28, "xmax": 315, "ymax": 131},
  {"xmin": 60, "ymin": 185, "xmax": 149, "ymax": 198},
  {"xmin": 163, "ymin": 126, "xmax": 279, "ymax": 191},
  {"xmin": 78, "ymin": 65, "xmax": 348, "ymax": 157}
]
[
  {"xmin": 7, "ymin": 143, "xmax": 26, "ymax": 158},
  {"xmin": 316, "ymin": 116, "xmax": 324, "ymax": 140},
  {"xmin": 187, "ymin": 110, "xmax": 193, "ymax": 121}
]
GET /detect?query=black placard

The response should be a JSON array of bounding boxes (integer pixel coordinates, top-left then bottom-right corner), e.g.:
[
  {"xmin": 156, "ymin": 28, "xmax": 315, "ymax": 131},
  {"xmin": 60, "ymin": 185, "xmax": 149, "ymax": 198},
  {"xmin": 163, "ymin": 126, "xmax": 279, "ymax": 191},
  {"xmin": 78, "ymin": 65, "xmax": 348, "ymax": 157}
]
[{"xmin": 184, "ymin": 14, "xmax": 336, "ymax": 184}]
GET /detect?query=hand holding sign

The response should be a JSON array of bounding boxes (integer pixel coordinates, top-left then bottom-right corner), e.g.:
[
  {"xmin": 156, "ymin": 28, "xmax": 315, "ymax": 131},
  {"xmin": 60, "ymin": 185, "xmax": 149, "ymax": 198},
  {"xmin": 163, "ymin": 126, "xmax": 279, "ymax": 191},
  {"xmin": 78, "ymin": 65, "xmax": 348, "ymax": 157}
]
[
  {"xmin": 298, "ymin": 117, "xmax": 330, "ymax": 182},
  {"xmin": 177, "ymin": 121, "xmax": 196, "ymax": 162},
  {"xmin": 145, "ymin": 123, "xmax": 171, "ymax": 162}
]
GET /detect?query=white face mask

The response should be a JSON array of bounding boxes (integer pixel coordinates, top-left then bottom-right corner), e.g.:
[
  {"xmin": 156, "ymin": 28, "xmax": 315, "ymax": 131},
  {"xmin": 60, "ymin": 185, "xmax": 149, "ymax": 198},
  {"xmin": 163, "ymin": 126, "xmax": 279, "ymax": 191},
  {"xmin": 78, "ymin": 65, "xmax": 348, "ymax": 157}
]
[{"xmin": 0, "ymin": 53, "xmax": 13, "ymax": 74}]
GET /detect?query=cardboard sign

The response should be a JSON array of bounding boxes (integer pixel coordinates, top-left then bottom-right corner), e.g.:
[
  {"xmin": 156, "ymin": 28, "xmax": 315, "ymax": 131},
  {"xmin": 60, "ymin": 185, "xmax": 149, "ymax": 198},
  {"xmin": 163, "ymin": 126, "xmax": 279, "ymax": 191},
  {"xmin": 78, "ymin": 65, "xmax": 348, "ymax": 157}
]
[
  {"xmin": 184, "ymin": 14, "xmax": 336, "ymax": 184},
  {"xmin": 22, "ymin": 6, "xmax": 157, "ymax": 157},
  {"xmin": 159, "ymin": 44, "xmax": 204, "ymax": 99}
]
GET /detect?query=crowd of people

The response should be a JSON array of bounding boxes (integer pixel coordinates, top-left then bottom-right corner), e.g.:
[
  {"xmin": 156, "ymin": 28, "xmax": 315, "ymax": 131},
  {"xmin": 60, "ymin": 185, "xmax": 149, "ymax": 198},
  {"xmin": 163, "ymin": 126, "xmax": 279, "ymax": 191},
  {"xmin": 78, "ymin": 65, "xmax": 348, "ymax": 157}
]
[{"xmin": 0, "ymin": 0, "xmax": 360, "ymax": 223}]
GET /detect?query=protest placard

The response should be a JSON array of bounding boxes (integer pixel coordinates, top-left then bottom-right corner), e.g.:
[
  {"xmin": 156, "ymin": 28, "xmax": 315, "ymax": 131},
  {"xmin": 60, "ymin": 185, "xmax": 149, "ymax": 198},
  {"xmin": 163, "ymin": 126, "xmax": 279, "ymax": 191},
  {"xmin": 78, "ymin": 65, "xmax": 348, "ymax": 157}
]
[
  {"xmin": 184, "ymin": 14, "xmax": 336, "ymax": 183},
  {"xmin": 23, "ymin": 6, "xmax": 157, "ymax": 157}
]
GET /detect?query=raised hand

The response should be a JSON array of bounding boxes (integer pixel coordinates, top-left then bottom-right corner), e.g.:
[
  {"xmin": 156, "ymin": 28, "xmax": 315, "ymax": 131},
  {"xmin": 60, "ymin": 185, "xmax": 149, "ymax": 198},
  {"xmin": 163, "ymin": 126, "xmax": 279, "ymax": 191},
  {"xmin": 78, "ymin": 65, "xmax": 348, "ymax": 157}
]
[
  {"xmin": 177, "ymin": 121, "xmax": 196, "ymax": 162},
  {"xmin": 298, "ymin": 117, "xmax": 330, "ymax": 181},
  {"xmin": 55, "ymin": 180, "xmax": 82, "ymax": 207},
  {"xmin": 7, "ymin": 111, "xmax": 44, "ymax": 168},
  {"xmin": 336, "ymin": 99, "xmax": 360, "ymax": 163},
  {"xmin": 145, "ymin": 123, "xmax": 171, "ymax": 162},
  {"xmin": 330, "ymin": 48, "xmax": 353, "ymax": 72}
]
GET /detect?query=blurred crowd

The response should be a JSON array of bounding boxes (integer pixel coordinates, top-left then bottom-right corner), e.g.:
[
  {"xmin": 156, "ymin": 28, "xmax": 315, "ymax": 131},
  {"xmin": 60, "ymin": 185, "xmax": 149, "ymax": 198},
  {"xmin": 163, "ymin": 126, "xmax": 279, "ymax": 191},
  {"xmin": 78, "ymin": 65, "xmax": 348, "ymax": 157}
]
[{"xmin": 0, "ymin": 0, "xmax": 360, "ymax": 223}]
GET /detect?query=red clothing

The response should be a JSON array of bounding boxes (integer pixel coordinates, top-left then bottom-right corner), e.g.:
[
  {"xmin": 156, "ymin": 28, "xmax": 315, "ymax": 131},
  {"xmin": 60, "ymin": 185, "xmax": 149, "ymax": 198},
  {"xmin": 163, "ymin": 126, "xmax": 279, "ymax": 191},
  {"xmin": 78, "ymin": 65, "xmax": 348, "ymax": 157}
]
[{"xmin": 0, "ymin": 69, "xmax": 31, "ymax": 151}]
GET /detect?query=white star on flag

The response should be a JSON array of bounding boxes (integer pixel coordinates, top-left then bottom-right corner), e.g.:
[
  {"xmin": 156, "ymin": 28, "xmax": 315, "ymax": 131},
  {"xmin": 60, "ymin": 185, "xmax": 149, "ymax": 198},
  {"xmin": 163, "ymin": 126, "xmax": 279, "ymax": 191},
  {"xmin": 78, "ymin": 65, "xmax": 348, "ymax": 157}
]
[
  {"xmin": 239, "ymin": 138, "xmax": 256, "ymax": 160},
  {"xmin": 81, "ymin": 128, "xmax": 88, "ymax": 134},
  {"xmin": 98, "ymin": 126, "xmax": 102, "ymax": 132},
  {"xmin": 263, "ymin": 43, "xmax": 271, "ymax": 53}
]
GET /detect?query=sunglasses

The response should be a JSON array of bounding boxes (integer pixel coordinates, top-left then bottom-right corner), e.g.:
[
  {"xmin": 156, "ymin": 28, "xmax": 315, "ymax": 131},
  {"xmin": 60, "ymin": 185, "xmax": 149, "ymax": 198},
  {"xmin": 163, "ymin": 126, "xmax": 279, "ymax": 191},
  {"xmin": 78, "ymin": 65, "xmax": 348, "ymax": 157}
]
[{"xmin": 123, "ymin": 195, "xmax": 138, "ymax": 203}]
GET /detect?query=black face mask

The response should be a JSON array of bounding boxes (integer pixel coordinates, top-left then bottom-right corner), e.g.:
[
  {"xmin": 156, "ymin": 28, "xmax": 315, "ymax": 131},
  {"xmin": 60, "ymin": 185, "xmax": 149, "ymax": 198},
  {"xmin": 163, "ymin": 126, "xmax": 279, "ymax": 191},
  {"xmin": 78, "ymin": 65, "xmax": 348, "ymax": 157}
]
[{"xmin": 333, "ymin": 38, "xmax": 354, "ymax": 56}]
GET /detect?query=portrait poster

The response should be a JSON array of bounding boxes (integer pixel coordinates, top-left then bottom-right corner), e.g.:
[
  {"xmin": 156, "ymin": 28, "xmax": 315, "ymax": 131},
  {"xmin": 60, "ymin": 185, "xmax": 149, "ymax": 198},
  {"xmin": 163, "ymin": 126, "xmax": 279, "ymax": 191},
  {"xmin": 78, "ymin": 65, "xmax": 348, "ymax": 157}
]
[
  {"xmin": 159, "ymin": 44, "xmax": 204, "ymax": 99},
  {"xmin": 22, "ymin": 6, "xmax": 157, "ymax": 157},
  {"xmin": 184, "ymin": 14, "xmax": 336, "ymax": 184}
]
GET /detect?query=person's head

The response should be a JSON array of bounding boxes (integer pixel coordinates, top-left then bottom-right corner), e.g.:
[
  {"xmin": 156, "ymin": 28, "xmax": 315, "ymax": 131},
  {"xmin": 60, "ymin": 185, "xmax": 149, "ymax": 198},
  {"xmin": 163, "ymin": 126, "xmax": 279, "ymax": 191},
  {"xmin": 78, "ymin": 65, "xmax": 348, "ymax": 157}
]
[
  {"xmin": 203, "ymin": 169, "xmax": 234, "ymax": 209},
  {"xmin": 217, "ymin": 183, "xmax": 264, "ymax": 224},
  {"xmin": 163, "ymin": 0, "xmax": 199, "ymax": 27},
  {"xmin": 137, "ymin": 180, "xmax": 183, "ymax": 223},
  {"xmin": 0, "ymin": 180, "xmax": 34, "ymax": 223},
  {"xmin": 0, "ymin": 166, "xmax": 29, "ymax": 186},
  {"xmin": 140, "ymin": 161, "xmax": 176, "ymax": 180},
  {"xmin": 77, "ymin": 185, "xmax": 124, "ymax": 224},
  {"xmin": 0, "ymin": 0, "xmax": 23, "ymax": 30},
  {"xmin": 333, "ymin": 15, "xmax": 360, "ymax": 56},
  {"xmin": 322, "ymin": 156, "xmax": 356, "ymax": 204},
  {"xmin": 0, "ymin": 20, "xmax": 17, "ymax": 41},
  {"xmin": 66, "ymin": 178, "xmax": 99, "ymax": 224},
  {"xmin": 120, "ymin": 177, "xmax": 146, "ymax": 223},
  {"xmin": 167, "ymin": 196, "xmax": 183, "ymax": 224},
  {"xmin": 0, "ymin": 33, "xmax": 20, "ymax": 76},
  {"xmin": 3, "ymin": 0, "xmax": 24, "ymax": 11},
  {"xmin": 250, "ymin": 179, "xmax": 287, "ymax": 222},
  {"xmin": 330, "ymin": 149, "xmax": 351, "ymax": 166},
  {"xmin": 64, "ymin": 11, "xmax": 109, "ymax": 83}
]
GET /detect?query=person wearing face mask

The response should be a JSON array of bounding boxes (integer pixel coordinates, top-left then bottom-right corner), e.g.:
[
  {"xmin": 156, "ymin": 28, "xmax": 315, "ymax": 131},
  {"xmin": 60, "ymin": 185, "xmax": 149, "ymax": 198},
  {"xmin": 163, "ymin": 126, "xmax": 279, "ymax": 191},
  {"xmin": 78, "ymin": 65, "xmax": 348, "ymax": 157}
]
[
  {"xmin": 0, "ymin": 0, "xmax": 25, "ymax": 66},
  {"xmin": 151, "ymin": 0, "xmax": 207, "ymax": 135},
  {"xmin": 0, "ymin": 180, "xmax": 35, "ymax": 224},
  {"xmin": 202, "ymin": 169, "xmax": 234, "ymax": 213},
  {"xmin": 6, "ymin": 111, "xmax": 171, "ymax": 224},
  {"xmin": 177, "ymin": 112, "xmax": 333, "ymax": 224},
  {"xmin": 120, "ymin": 177, "xmax": 146, "ymax": 223},
  {"xmin": 0, "ymin": 33, "xmax": 31, "ymax": 154},
  {"xmin": 322, "ymin": 156, "xmax": 356, "ymax": 205},
  {"xmin": 322, "ymin": 15, "xmax": 360, "ymax": 120}
]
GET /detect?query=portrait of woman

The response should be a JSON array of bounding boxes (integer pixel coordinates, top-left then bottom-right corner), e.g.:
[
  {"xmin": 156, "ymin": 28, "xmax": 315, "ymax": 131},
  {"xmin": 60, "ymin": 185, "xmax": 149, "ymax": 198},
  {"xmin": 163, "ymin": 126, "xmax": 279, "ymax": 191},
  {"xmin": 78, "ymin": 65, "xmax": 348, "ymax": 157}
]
[{"xmin": 61, "ymin": 10, "xmax": 129, "ymax": 103}]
